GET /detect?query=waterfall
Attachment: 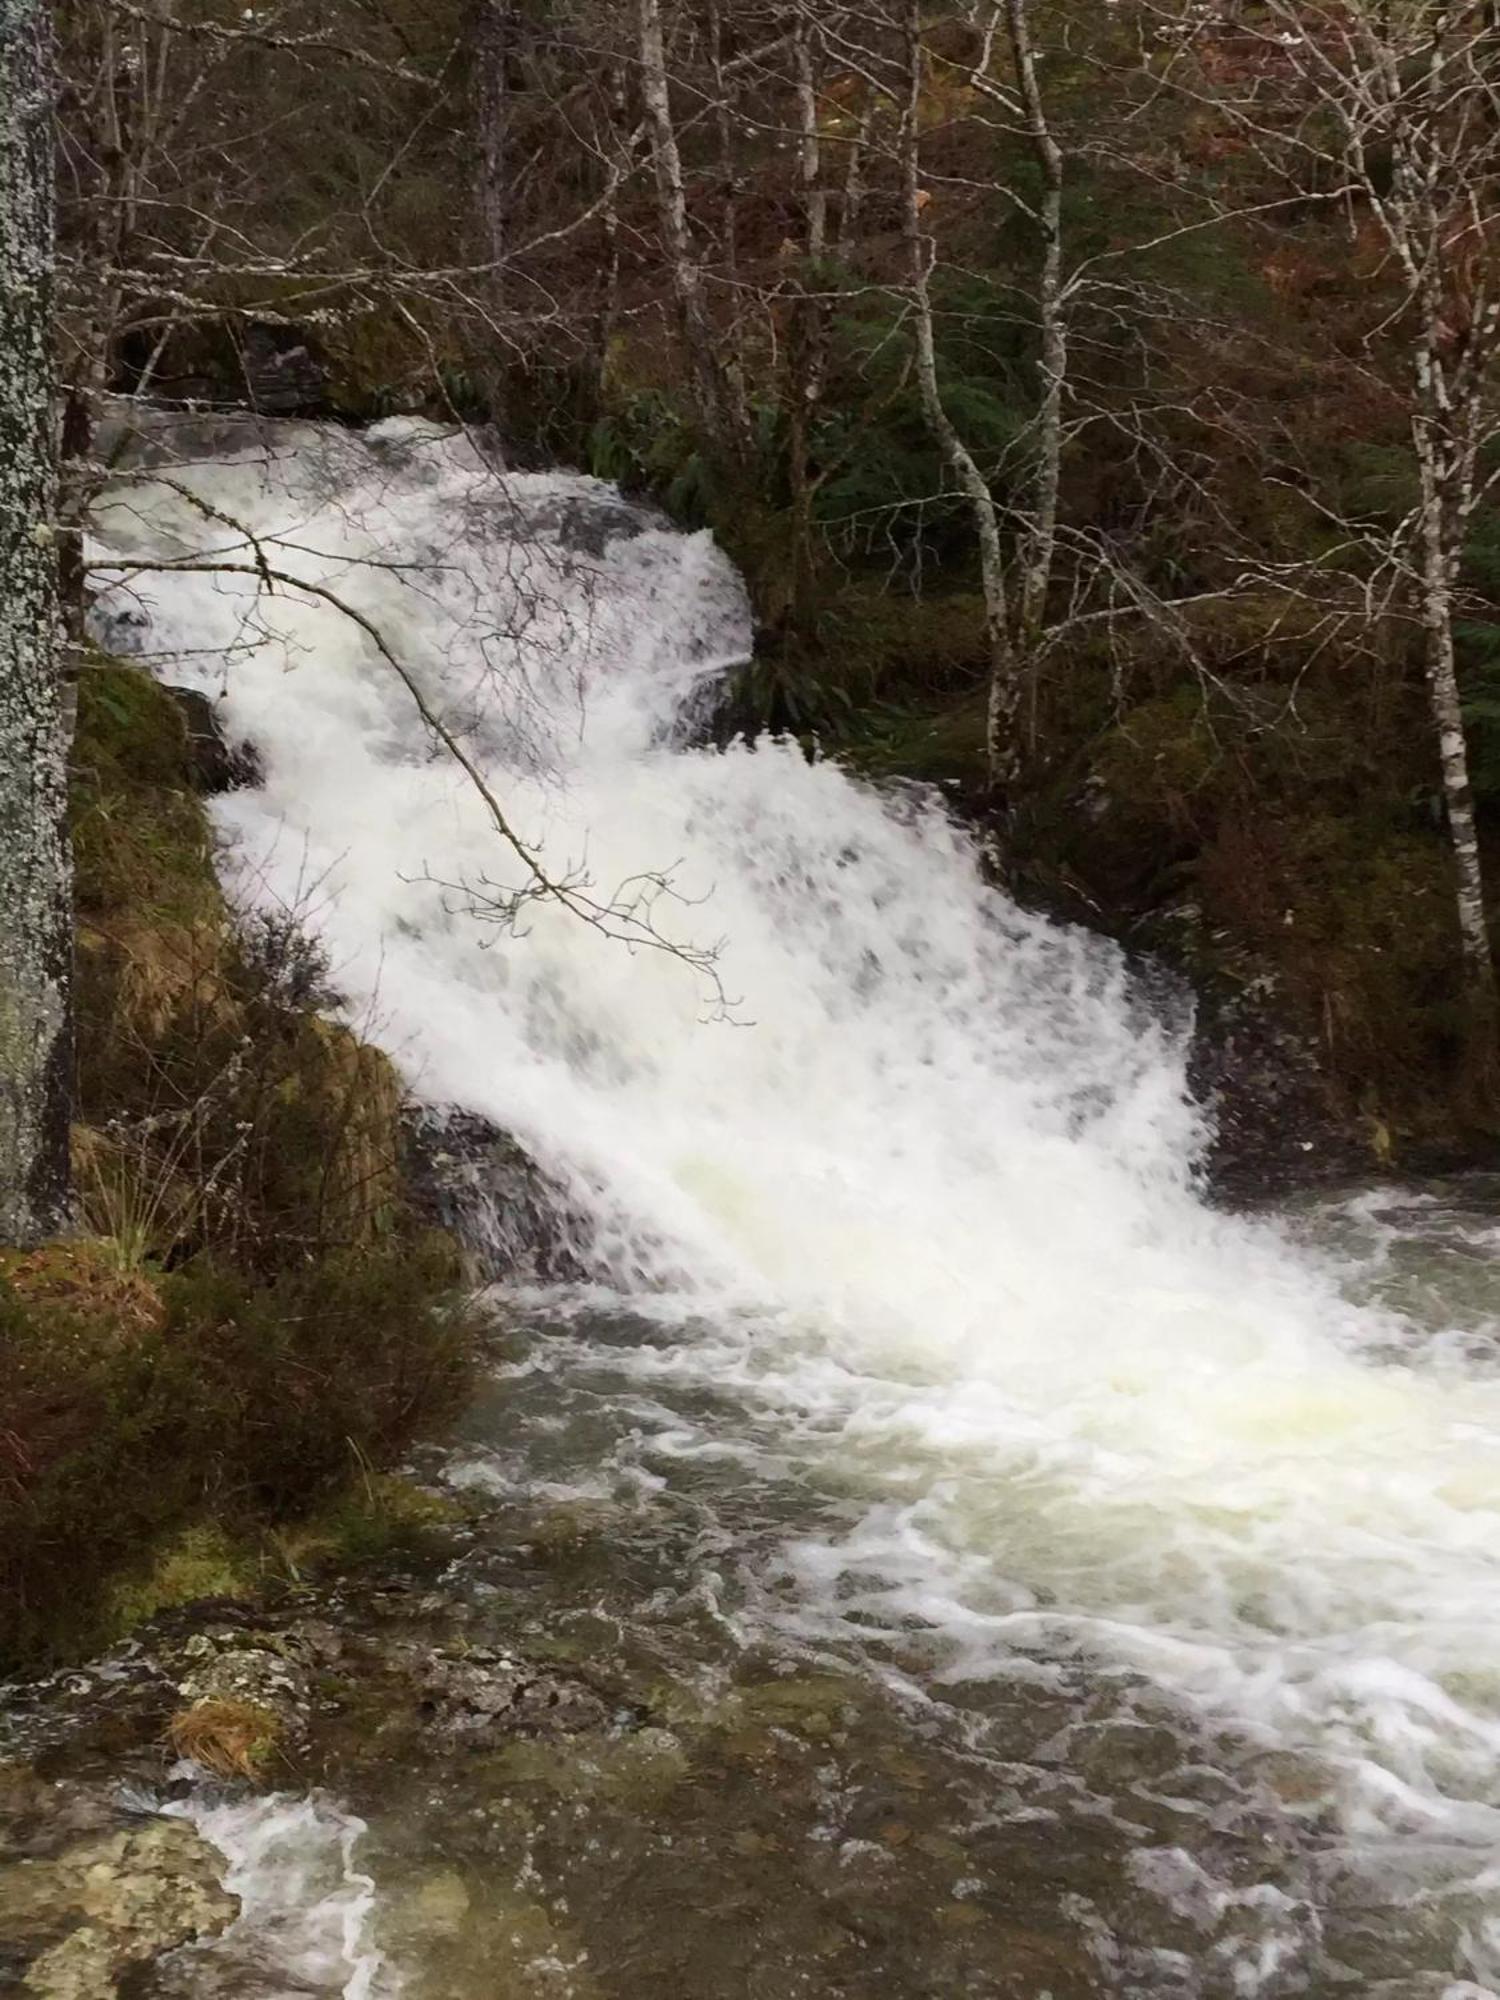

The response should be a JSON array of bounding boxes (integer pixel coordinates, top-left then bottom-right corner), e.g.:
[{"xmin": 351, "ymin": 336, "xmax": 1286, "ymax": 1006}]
[{"xmin": 90, "ymin": 414, "xmax": 1500, "ymax": 1976}]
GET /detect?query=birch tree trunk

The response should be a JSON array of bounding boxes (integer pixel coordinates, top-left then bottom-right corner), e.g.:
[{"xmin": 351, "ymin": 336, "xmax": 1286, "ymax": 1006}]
[
  {"xmin": 705, "ymin": 0, "xmax": 749, "ymax": 443},
  {"xmin": 787, "ymin": 14, "xmax": 830, "ymax": 630},
  {"xmin": 1175, "ymin": 0, "xmax": 1498, "ymax": 1009},
  {"xmin": 1414, "ymin": 403, "xmax": 1496, "ymax": 997},
  {"xmin": 636, "ymin": 0, "xmax": 738, "ymax": 459},
  {"xmin": 900, "ymin": 0, "xmax": 1020, "ymax": 804},
  {"xmin": 476, "ymin": 0, "xmax": 510, "ymax": 301},
  {"xmin": 1007, "ymin": 0, "xmax": 1064, "ymax": 654},
  {"xmin": 1422, "ymin": 579, "xmax": 1492, "ymax": 988},
  {"xmin": 0, "ymin": 0, "xmax": 71, "ymax": 1246}
]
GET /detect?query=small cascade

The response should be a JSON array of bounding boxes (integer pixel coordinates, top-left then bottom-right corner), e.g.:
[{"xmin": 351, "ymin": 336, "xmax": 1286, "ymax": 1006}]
[
  {"xmin": 88, "ymin": 411, "xmax": 1500, "ymax": 1987},
  {"xmin": 163, "ymin": 1792, "xmax": 391, "ymax": 1997}
]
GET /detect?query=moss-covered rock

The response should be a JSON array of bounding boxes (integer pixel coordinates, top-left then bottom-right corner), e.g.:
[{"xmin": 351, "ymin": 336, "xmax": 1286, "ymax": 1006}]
[{"xmin": 0, "ymin": 1812, "xmax": 237, "ymax": 1996}]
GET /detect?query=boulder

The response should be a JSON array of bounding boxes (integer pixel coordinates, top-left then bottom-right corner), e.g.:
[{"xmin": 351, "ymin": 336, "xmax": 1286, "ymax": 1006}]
[
  {"xmin": 0, "ymin": 1795, "xmax": 236, "ymax": 1998},
  {"xmin": 159, "ymin": 687, "xmax": 260, "ymax": 796},
  {"xmin": 402, "ymin": 1107, "xmax": 593, "ymax": 1283}
]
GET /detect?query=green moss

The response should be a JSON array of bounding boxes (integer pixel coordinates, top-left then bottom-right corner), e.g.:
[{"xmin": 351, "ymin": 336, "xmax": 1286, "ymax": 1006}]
[
  {"xmin": 0, "ymin": 658, "xmax": 479, "ymax": 1671},
  {"xmin": 72, "ymin": 659, "xmax": 223, "ymax": 926},
  {"xmin": 1090, "ymin": 686, "xmax": 1227, "ymax": 831},
  {"xmin": 1033, "ymin": 671, "xmax": 1486, "ymax": 1137},
  {"xmin": 839, "ymin": 695, "xmax": 990, "ymax": 790},
  {"xmin": 273, "ymin": 1474, "xmax": 465, "ymax": 1576},
  {"xmin": 108, "ymin": 1523, "xmax": 259, "ymax": 1632},
  {"xmin": 728, "ymin": 586, "xmax": 990, "ymax": 744},
  {"xmin": 98, "ymin": 1476, "xmax": 464, "ymax": 1650}
]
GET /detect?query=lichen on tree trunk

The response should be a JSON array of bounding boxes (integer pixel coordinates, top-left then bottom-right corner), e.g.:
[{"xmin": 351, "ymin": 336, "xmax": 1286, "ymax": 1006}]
[{"xmin": 0, "ymin": 0, "xmax": 71, "ymax": 1246}]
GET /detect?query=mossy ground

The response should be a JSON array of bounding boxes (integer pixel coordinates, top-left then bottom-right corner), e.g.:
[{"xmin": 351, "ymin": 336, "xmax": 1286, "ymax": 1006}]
[{"xmin": 0, "ymin": 660, "xmax": 478, "ymax": 1671}]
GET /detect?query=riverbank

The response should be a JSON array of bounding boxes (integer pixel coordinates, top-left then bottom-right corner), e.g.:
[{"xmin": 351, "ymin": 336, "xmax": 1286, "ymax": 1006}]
[{"xmin": 0, "ymin": 657, "xmax": 479, "ymax": 1671}]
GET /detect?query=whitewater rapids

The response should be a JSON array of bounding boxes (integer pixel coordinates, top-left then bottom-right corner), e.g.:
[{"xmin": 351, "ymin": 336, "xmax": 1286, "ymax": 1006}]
[{"xmin": 90, "ymin": 414, "xmax": 1500, "ymax": 1989}]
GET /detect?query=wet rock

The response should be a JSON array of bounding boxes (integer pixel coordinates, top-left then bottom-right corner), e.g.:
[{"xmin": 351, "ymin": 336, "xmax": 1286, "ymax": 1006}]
[
  {"xmin": 163, "ymin": 1627, "xmax": 316, "ymax": 1780},
  {"xmin": 1186, "ymin": 971, "xmax": 1369, "ymax": 1199},
  {"xmin": 395, "ymin": 1643, "xmax": 608, "ymax": 1742},
  {"xmin": 0, "ymin": 1773, "xmax": 122, "ymax": 1860},
  {"xmin": 174, "ymin": 1632, "xmax": 311, "ymax": 1723},
  {"xmin": 112, "ymin": 322, "xmax": 332, "ymax": 417},
  {"xmin": 237, "ymin": 327, "xmax": 331, "ymax": 416},
  {"xmin": 159, "ymin": 688, "xmax": 260, "ymax": 796},
  {"xmin": 401, "ymin": 1107, "xmax": 592, "ymax": 1283},
  {"xmin": 404, "ymin": 1865, "xmax": 471, "ymax": 1935},
  {"xmin": 0, "ymin": 1805, "xmax": 236, "ymax": 1997},
  {"xmin": 91, "ymin": 408, "xmax": 285, "ymax": 472},
  {"xmin": 518, "ymin": 489, "xmax": 653, "ymax": 558}
]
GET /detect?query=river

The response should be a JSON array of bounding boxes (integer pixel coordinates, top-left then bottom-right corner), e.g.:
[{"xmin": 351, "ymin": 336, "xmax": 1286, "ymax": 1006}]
[{"xmin": 81, "ymin": 415, "xmax": 1500, "ymax": 1997}]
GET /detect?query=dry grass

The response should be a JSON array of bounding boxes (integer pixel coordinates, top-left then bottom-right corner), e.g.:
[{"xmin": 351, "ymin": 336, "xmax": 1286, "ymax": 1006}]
[
  {"xmin": 0, "ymin": 1241, "xmax": 164, "ymax": 1339},
  {"xmin": 166, "ymin": 1699, "xmax": 285, "ymax": 1781},
  {"xmin": 90, "ymin": 916, "xmax": 235, "ymax": 1044},
  {"xmin": 0, "ymin": 661, "xmax": 475, "ymax": 1670}
]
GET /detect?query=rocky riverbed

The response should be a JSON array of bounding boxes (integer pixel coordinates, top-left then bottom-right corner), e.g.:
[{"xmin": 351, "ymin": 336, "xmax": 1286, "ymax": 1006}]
[
  {"xmin": 12, "ymin": 1169, "xmax": 1500, "ymax": 2000},
  {"xmin": 0, "ymin": 1327, "xmax": 1325, "ymax": 2000}
]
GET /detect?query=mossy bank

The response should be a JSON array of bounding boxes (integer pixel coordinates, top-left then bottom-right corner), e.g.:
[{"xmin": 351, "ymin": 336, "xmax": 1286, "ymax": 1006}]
[{"xmin": 0, "ymin": 659, "xmax": 478, "ymax": 1670}]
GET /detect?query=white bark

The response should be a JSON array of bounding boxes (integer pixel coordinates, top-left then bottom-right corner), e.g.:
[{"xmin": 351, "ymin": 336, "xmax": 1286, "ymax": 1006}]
[
  {"xmin": 900, "ymin": 0, "xmax": 1019, "ymax": 800},
  {"xmin": 1356, "ymin": 4, "xmax": 1495, "ymax": 992},
  {"xmin": 1422, "ymin": 542, "xmax": 1492, "ymax": 982},
  {"xmin": 0, "ymin": 0, "xmax": 71, "ymax": 1245},
  {"xmin": 636, "ymin": 0, "xmax": 736, "ymax": 454},
  {"xmin": 1006, "ymin": 0, "xmax": 1064, "ymax": 651},
  {"xmin": 1414, "ymin": 386, "xmax": 1496, "ymax": 990}
]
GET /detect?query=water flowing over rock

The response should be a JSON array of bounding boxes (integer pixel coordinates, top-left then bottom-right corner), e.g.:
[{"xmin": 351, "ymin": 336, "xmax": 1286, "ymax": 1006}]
[
  {"xmin": 401, "ymin": 1107, "xmax": 592, "ymax": 1283},
  {"xmin": 76, "ymin": 414, "xmax": 1500, "ymax": 1992}
]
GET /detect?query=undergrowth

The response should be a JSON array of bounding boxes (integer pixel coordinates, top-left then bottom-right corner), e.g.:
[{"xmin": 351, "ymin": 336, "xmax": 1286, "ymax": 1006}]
[{"xmin": 0, "ymin": 659, "xmax": 477, "ymax": 1670}]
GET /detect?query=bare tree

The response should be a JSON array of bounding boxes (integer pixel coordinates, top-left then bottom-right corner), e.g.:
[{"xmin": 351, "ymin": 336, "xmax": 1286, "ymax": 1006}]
[
  {"xmin": 898, "ymin": 0, "xmax": 1022, "ymax": 803},
  {"xmin": 786, "ymin": 7, "xmax": 833, "ymax": 626},
  {"xmin": 0, "ymin": 0, "xmax": 71, "ymax": 1245},
  {"xmin": 1005, "ymin": 0, "xmax": 1064, "ymax": 657},
  {"xmin": 1158, "ymin": 0, "xmax": 1500, "ymax": 1006},
  {"xmin": 477, "ymin": 0, "xmax": 512, "ymax": 297},
  {"xmin": 637, "ymin": 0, "xmax": 747, "ymax": 462}
]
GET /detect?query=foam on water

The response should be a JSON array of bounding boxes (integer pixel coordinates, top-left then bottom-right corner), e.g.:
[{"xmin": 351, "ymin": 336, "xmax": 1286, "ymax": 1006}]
[
  {"xmin": 90, "ymin": 416, "xmax": 1500, "ymax": 1977},
  {"xmin": 166, "ymin": 1790, "xmax": 392, "ymax": 1995}
]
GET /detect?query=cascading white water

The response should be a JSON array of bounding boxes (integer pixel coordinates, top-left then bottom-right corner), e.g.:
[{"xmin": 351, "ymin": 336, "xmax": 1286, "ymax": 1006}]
[
  {"xmin": 90, "ymin": 415, "xmax": 1500, "ymax": 1982},
  {"xmin": 164, "ymin": 1791, "xmax": 392, "ymax": 1997}
]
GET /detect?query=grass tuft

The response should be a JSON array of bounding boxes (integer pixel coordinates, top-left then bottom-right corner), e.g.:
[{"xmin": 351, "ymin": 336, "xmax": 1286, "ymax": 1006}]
[{"xmin": 167, "ymin": 1698, "xmax": 286, "ymax": 1781}]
